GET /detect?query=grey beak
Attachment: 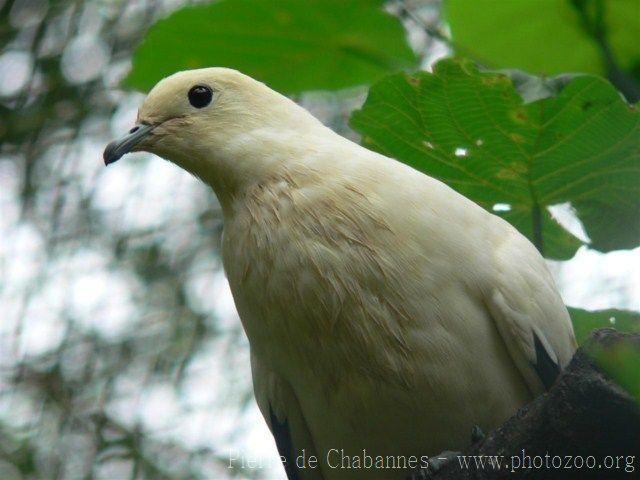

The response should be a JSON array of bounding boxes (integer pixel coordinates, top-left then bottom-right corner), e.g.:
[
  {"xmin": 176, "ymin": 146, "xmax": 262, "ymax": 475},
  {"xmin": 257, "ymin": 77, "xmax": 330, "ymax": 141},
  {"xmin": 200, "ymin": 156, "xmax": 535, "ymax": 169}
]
[{"xmin": 103, "ymin": 123, "xmax": 155, "ymax": 165}]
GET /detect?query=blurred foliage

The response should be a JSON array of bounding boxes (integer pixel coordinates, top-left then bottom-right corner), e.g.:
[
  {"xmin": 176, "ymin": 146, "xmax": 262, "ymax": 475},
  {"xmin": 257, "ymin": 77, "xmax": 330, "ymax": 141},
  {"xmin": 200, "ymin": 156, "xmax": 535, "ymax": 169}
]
[
  {"xmin": 570, "ymin": 308, "xmax": 640, "ymax": 345},
  {"xmin": 0, "ymin": 0, "xmax": 256, "ymax": 478},
  {"xmin": 1, "ymin": 0, "xmax": 639, "ymax": 479},
  {"xmin": 445, "ymin": 0, "xmax": 640, "ymax": 102},
  {"xmin": 350, "ymin": 59, "xmax": 640, "ymax": 259},
  {"xmin": 125, "ymin": 0, "xmax": 418, "ymax": 93}
]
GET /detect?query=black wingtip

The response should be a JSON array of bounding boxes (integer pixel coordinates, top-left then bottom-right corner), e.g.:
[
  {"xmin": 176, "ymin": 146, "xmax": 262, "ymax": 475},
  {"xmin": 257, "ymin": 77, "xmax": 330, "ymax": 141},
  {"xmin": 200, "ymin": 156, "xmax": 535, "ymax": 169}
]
[
  {"xmin": 269, "ymin": 405, "xmax": 301, "ymax": 480},
  {"xmin": 532, "ymin": 333, "xmax": 561, "ymax": 390}
]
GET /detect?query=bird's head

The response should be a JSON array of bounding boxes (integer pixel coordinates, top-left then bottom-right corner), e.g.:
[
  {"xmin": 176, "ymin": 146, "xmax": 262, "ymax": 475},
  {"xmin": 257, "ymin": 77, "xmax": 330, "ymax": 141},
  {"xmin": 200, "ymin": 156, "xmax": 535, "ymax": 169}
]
[{"xmin": 103, "ymin": 68, "xmax": 321, "ymax": 195}]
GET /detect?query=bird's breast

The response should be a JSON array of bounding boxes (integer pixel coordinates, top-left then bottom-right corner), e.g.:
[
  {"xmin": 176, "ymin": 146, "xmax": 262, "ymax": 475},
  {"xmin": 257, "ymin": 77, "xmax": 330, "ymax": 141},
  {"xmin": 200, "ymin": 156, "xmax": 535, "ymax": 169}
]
[{"xmin": 221, "ymin": 175, "xmax": 425, "ymax": 389}]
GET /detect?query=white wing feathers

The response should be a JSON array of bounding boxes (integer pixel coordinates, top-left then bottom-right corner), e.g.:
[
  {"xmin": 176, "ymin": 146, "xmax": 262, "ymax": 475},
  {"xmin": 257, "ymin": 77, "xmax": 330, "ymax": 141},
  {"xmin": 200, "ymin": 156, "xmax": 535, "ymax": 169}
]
[{"xmin": 484, "ymin": 224, "xmax": 577, "ymax": 395}]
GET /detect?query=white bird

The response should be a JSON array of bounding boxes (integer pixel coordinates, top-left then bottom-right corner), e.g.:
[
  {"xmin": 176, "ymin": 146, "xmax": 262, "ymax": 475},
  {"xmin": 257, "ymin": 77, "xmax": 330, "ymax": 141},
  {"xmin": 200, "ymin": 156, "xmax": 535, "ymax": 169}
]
[{"xmin": 104, "ymin": 68, "xmax": 577, "ymax": 480}]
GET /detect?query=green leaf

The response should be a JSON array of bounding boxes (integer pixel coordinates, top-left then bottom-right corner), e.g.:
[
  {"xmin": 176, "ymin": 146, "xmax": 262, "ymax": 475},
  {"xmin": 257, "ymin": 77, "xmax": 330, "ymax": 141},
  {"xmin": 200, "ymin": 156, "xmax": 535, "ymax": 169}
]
[
  {"xmin": 350, "ymin": 58, "xmax": 640, "ymax": 259},
  {"xmin": 569, "ymin": 307, "xmax": 640, "ymax": 345},
  {"xmin": 444, "ymin": 0, "xmax": 640, "ymax": 78},
  {"xmin": 124, "ymin": 0, "xmax": 417, "ymax": 94},
  {"xmin": 585, "ymin": 335, "xmax": 640, "ymax": 403}
]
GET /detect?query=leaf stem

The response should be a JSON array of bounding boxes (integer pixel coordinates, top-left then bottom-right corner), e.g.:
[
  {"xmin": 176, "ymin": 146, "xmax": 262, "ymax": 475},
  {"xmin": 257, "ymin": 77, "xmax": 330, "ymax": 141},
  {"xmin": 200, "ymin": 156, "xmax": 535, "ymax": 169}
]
[{"xmin": 532, "ymin": 203, "xmax": 545, "ymax": 256}]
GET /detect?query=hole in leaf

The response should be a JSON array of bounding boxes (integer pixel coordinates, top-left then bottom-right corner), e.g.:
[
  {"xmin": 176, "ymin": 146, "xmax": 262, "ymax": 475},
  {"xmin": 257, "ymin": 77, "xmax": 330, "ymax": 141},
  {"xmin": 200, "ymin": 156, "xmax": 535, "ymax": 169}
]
[
  {"xmin": 454, "ymin": 147, "xmax": 467, "ymax": 157},
  {"xmin": 492, "ymin": 203, "xmax": 511, "ymax": 212}
]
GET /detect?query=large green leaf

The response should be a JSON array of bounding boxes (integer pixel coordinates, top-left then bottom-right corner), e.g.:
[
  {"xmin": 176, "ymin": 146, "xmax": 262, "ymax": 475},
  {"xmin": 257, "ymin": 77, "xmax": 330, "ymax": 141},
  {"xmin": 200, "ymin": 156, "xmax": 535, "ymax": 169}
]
[
  {"xmin": 124, "ymin": 0, "xmax": 417, "ymax": 93},
  {"xmin": 350, "ymin": 58, "xmax": 640, "ymax": 259},
  {"xmin": 569, "ymin": 307, "xmax": 640, "ymax": 345},
  {"xmin": 444, "ymin": 0, "xmax": 640, "ymax": 78}
]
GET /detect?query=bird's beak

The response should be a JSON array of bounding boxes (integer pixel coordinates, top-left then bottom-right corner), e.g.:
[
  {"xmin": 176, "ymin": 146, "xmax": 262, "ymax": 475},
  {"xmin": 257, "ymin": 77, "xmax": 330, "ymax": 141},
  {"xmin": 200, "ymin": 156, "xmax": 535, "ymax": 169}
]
[{"xmin": 103, "ymin": 123, "xmax": 155, "ymax": 166}]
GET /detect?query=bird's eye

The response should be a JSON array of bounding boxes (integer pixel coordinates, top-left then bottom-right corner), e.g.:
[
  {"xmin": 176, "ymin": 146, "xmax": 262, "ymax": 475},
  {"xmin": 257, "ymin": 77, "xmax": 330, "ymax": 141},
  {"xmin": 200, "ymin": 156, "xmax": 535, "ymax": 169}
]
[{"xmin": 188, "ymin": 85, "xmax": 213, "ymax": 108}]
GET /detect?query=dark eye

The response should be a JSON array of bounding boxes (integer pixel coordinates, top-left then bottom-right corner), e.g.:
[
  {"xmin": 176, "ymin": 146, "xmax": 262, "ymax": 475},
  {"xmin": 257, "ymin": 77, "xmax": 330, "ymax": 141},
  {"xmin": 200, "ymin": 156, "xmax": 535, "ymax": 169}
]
[{"xmin": 188, "ymin": 85, "xmax": 213, "ymax": 108}]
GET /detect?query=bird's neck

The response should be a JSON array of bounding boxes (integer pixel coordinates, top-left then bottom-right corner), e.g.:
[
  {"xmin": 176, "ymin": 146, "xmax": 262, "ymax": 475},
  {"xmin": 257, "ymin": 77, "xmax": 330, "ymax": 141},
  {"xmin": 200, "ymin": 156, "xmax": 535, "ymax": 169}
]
[{"xmin": 196, "ymin": 123, "xmax": 340, "ymax": 219}]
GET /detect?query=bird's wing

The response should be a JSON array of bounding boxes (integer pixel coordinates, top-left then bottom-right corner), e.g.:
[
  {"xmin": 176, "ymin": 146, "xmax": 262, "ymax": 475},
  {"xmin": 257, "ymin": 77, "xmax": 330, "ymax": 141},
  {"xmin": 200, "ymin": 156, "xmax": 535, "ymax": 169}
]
[
  {"xmin": 251, "ymin": 353, "xmax": 323, "ymax": 480},
  {"xmin": 483, "ymin": 223, "xmax": 578, "ymax": 395}
]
